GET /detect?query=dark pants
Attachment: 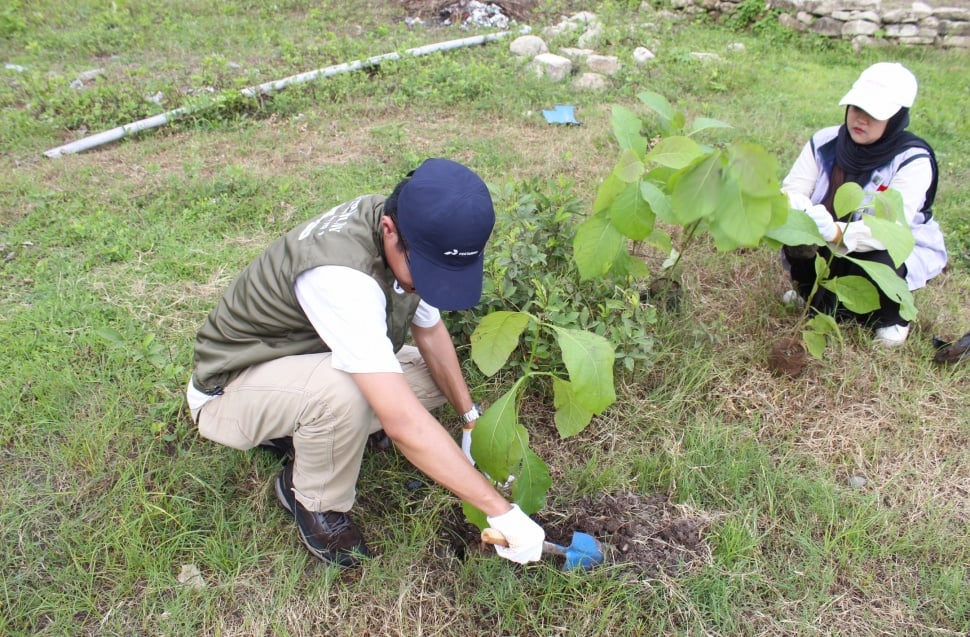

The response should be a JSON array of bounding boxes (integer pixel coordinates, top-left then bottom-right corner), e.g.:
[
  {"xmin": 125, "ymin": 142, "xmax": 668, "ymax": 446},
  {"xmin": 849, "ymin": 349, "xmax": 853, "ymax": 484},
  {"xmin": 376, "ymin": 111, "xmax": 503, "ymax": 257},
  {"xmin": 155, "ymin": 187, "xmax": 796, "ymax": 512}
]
[{"xmin": 785, "ymin": 246, "xmax": 909, "ymax": 329}]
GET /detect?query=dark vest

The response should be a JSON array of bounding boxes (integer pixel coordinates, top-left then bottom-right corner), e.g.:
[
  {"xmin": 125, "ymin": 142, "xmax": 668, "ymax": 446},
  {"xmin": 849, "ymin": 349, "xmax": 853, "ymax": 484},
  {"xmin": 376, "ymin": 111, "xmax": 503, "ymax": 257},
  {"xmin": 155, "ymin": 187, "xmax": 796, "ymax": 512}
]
[{"xmin": 192, "ymin": 195, "xmax": 421, "ymax": 393}]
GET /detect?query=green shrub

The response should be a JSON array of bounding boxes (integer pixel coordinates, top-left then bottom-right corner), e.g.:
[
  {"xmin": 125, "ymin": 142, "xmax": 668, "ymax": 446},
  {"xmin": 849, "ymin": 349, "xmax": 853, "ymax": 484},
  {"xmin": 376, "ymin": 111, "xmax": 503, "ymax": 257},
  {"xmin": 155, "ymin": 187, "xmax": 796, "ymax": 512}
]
[{"xmin": 447, "ymin": 177, "xmax": 656, "ymax": 379}]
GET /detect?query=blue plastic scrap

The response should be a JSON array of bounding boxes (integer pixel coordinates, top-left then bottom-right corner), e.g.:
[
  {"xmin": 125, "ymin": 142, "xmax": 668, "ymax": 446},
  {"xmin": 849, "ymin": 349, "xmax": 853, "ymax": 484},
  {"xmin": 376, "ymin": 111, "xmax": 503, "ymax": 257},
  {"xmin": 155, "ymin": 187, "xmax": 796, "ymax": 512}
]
[{"xmin": 542, "ymin": 104, "xmax": 581, "ymax": 125}]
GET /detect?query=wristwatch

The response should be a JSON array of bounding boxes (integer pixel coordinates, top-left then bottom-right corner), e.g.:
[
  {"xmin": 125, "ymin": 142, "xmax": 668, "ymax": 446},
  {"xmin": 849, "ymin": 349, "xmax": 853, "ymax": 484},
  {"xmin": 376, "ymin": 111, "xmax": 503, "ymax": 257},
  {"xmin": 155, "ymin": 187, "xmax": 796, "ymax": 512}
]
[{"xmin": 460, "ymin": 402, "xmax": 483, "ymax": 427}]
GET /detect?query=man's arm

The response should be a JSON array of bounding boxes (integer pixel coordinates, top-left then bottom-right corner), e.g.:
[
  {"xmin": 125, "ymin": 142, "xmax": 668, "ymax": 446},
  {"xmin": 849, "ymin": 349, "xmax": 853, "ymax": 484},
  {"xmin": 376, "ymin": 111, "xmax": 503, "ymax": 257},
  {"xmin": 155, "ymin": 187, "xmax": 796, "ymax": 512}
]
[
  {"xmin": 411, "ymin": 320, "xmax": 476, "ymax": 417},
  {"xmin": 352, "ymin": 371, "xmax": 507, "ymax": 516}
]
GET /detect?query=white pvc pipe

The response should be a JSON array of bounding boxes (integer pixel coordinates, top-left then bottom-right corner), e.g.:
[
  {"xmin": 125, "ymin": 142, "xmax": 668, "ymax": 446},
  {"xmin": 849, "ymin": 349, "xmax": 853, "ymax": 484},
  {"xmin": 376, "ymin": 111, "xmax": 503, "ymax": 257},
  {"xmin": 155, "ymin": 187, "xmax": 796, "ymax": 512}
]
[{"xmin": 44, "ymin": 31, "xmax": 513, "ymax": 158}]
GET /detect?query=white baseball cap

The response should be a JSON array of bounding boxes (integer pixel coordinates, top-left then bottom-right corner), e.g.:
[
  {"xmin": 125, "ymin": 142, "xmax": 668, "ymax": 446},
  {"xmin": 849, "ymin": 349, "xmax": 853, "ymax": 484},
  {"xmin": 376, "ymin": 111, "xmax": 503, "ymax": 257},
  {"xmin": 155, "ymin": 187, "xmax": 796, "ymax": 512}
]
[{"xmin": 839, "ymin": 62, "xmax": 918, "ymax": 121}]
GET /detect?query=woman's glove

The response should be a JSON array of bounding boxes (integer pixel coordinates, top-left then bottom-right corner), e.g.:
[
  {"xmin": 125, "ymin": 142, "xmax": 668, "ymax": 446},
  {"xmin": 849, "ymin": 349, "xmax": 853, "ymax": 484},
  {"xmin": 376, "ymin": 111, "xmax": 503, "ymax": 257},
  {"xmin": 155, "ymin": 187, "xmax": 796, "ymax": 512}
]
[
  {"xmin": 805, "ymin": 204, "xmax": 840, "ymax": 243},
  {"xmin": 485, "ymin": 504, "xmax": 545, "ymax": 564}
]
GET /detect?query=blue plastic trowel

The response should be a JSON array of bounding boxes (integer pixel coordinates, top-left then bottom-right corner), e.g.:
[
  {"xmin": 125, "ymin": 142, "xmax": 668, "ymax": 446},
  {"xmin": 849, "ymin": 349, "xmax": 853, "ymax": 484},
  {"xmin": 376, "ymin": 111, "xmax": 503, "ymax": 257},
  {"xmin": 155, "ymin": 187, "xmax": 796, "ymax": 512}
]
[{"xmin": 481, "ymin": 527, "xmax": 605, "ymax": 571}]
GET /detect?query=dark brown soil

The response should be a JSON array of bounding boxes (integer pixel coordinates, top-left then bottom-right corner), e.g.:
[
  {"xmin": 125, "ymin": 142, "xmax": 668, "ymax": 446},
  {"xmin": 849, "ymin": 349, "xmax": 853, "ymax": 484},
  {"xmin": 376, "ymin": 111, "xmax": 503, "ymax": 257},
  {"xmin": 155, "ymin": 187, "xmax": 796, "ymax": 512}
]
[
  {"xmin": 442, "ymin": 491, "xmax": 711, "ymax": 578},
  {"xmin": 767, "ymin": 335, "xmax": 808, "ymax": 378},
  {"xmin": 932, "ymin": 330, "xmax": 970, "ymax": 365},
  {"xmin": 645, "ymin": 276, "xmax": 683, "ymax": 312}
]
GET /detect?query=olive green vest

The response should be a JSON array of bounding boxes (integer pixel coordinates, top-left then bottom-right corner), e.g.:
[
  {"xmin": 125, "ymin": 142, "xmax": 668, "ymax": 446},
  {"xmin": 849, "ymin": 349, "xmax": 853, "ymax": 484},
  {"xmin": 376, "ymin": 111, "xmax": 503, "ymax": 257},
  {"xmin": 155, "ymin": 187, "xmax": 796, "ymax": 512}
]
[{"xmin": 192, "ymin": 195, "xmax": 421, "ymax": 394}]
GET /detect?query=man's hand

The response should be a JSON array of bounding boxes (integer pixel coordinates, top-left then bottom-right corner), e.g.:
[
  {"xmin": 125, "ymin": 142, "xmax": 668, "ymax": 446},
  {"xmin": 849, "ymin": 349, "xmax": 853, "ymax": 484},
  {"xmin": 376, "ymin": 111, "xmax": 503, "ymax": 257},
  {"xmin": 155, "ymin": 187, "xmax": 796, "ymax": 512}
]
[
  {"xmin": 485, "ymin": 504, "xmax": 545, "ymax": 564},
  {"xmin": 805, "ymin": 204, "xmax": 841, "ymax": 243}
]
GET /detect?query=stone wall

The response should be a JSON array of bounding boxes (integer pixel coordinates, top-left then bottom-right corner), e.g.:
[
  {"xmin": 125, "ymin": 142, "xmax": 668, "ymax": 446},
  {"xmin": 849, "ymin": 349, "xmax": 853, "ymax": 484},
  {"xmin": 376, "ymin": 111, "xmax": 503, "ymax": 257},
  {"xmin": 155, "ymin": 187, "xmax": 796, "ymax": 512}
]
[{"xmin": 667, "ymin": 0, "xmax": 970, "ymax": 48}]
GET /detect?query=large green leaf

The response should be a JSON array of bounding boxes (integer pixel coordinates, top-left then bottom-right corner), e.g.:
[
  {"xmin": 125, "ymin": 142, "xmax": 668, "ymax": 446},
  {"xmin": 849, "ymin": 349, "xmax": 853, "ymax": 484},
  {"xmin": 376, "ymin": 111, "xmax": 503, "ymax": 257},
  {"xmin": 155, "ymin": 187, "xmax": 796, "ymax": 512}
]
[
  {"xmin": 461, "ymin": 501, "xmax": 487, "ymax": 530},
  {"xmin": 593, "ymin": 171, "xmax": 625, "ymax": 215},
  {"xmin": 803, "ymin": 313, "xmax": 840, "ymax": 358},
  {"xmin": 470, "ymin": 386, "xmax": 524, "ymax": 484},
  {"xmin": 820, "ymin": 275, "xmax": 880, "ymax": 314},
  {"xmin": 471, "ymin": 311, "xmax": 531, "ymax": 377},
  {"xmin": 873, "ymin": 188, "xmax": 905, "ymax": 222},
  {"xmin": 834, "ymin": 182, "xmax": 865, "ymax": 218},
  {"xmin": 551, "ymin": 326, "xmax": 616, "ymax": 413},
  {"xmin": 613, "ymin": 148, "xmax": 645, "ymax": 183},
  {"xmin": 640, "ymin": 181, "xmax": 673, "ymax": 223},
  {"xmin": 574, "ymin": 213, "xmax": 627, "ymax": 280},
  {"xmin": 611, "ymin": 105, "xmax": 646, "ymax": 159},
  {"xmin": 669, "ymin": 152, "xmax": 722, "ymax": 225},
  {"xmin": 645, "ymin": 226, "xmax": 673, "ymax": 255},
  {"xmin": 768, "ymin": 192, "xmax": 792, "ymax": 229},
  {"xmin": 613, "ymin": 251, "xmax": 652, "ymax": 278},
  {"xmin": 709, "ymin": 184, "xmax": 774, "ymax": 249},
  {"xmin": 843, "ymin": 256, "xmax": 917, "ymax": 320},
  {"xmin": 726, "ymin": 143, "xmax": 781, "ymax": 198},
  {"xmin": 644, "ymin": 165, "xmax": 677, "ymax": 187},
  {"xmin": 511, "ymin": 448, "xmax": 552, "ymax": 515},
  {"xmin": 552, "ymin": 376, "xmax": 594, "ymax": 438},
  {"xmin": 803, "ymin": 329, "xmax": 827, "ymax": 359},
  {"xmin": 863, "ymin": 216, "xmax": 914, "ymax": 267},
  {"xmin": 645, "ymin": 136, "xmax": 705, "ymax": 170},
  {"xmin": 636, "ymin": 90, "xmax": 674, "ymax": 124},
  {"xmin": 609, "ymin": 180, "xmax": 655, "ymax": 240},
  {"xmin": 689, "ymin": 117, "xmax": 732, "ymax": 136},
  {"xmin": 764, "ymin": 207, "xmax": 827, "ymax": 247},
  {"xmin": 706, "ymin": 194, "xmax": 743, "ymax": 252}
]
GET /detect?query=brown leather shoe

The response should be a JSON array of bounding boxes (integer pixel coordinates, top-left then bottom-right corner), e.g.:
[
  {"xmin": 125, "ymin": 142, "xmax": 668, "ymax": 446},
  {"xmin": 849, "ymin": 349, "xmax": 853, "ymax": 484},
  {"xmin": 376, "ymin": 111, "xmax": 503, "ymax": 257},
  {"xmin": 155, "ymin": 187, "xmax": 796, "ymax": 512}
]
[{"xmin": 275, "ymin": 464, "xmax": 370, "ymax": 567}]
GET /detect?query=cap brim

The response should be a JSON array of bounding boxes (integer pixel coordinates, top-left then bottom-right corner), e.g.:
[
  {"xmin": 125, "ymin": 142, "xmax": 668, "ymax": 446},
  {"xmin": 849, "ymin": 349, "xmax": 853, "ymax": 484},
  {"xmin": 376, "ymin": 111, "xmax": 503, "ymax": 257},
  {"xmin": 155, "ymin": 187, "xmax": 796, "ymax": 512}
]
[
  {"xmin": 408, "ymin": 250, "xmax": 484, "ymax": 311},
  {"xmin": 839, "ymin": 88, "xmax": 900, "ymax": 121}
]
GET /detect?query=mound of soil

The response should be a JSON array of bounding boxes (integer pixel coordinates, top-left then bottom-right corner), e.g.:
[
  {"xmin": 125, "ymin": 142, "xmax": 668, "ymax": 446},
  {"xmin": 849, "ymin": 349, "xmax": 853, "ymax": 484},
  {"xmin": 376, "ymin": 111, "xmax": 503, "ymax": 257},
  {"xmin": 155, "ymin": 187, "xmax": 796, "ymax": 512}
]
[
  {"xmin": 767, "ymin": 336, "xmax": 807, "ymax": 378},
  {"xmin": 442, "ymin": 491, "xmax": 711, "ymax": 578}
]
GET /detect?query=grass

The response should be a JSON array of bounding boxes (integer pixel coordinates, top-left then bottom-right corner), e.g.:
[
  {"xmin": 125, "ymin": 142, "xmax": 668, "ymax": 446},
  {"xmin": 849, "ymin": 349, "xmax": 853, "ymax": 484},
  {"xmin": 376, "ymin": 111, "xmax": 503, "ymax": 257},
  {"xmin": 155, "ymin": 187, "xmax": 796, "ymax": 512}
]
[{"xmin": 2, "ymin": 1, "xmax": 969, "ymax": 635}]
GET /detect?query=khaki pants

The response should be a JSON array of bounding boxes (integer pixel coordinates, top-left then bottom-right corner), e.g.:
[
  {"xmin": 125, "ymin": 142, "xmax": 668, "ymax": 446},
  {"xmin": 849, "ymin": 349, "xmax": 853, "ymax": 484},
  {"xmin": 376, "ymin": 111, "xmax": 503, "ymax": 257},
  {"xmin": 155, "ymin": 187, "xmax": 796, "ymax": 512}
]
[{"xmin": 196, "ymin": 346, "xmax": 446, "ymax": 513}]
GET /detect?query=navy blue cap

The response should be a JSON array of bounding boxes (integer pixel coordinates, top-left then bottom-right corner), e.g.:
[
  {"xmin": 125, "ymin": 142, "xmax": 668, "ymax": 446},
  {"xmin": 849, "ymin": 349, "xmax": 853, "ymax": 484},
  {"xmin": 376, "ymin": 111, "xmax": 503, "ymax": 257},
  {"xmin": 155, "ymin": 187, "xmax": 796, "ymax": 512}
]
[{"xmin": 396, "ymin": 159, "xmax": 495, "ymax": 310}]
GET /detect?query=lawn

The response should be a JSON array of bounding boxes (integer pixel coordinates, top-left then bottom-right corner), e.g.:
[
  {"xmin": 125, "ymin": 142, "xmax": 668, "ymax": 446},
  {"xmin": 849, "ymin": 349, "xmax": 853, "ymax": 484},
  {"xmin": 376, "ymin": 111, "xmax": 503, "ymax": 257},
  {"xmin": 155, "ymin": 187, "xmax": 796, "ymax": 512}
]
[{"xmin": 1, "ymin": 1, "xmax": 968, "ymax": 635}]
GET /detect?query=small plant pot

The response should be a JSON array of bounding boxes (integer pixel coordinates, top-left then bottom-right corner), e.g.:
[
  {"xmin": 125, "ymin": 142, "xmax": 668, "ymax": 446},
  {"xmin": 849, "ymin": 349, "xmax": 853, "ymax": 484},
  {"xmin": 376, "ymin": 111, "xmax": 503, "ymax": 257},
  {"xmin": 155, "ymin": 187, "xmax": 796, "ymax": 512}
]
[
  {"xmin": 642, "ymin": 276, "xmax": 682, "ymax": 312},
  {"xmin": 767, "ymin": 336, "xmax": 807, "ymax": 378}
]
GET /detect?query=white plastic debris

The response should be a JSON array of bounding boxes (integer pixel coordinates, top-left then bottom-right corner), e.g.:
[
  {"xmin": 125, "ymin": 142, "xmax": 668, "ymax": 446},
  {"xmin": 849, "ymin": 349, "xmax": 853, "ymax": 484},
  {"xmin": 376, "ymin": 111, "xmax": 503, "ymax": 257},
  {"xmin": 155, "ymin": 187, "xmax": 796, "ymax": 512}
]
[{"xmin": 177, "ymin": 564, "xmax": 206, "ymax": 590}]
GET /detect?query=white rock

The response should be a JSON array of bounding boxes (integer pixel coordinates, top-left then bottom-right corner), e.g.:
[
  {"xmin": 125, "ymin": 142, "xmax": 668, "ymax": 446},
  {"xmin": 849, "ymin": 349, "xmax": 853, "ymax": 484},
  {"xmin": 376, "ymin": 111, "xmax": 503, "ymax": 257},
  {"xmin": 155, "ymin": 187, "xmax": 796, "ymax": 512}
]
[
  {"xmin": 842, "ymin": 19, "xmax": 879, "ymax": 36},
  {"xmin": 848, "ymin": 476, "xmax": 867, "ymax": 489},
  {"xmin": 573, "ymin": 72, "xmax": 607, "ymax": 90},
  {"xmin": 510, "ymin": 35, "xmax": 548, "ymax": 57},
  {"xmin": 77, "ymin": 68, "xmax": 105, "ymax": 82},
  {"xmin": 559, "ymin": 47, "xmax": 595, "ymax": 60},
  {"xmin": 531, "ymin": 53, "xmax": 573, "ymax": 82},
  {"xmin": 578, "ymin": 22, "xmax": 604, "ymax": 48},
  {"xmin": 633, "ymin": 47, "xmax": 656, "ymax": 64},
  {"xmin": 568, "ymin": 11, "xmax": 599, "ymax": 25},
  {"xmin": 886, "ymin": 22, "xmax": 919, "ymax": 36},
  {"xmin": 690, "ymin": 51, "xmax": 722, "ymax": 62},
  {"xmin": 587, "ymin": 54, "xmax": 620, "ymax": 75}
]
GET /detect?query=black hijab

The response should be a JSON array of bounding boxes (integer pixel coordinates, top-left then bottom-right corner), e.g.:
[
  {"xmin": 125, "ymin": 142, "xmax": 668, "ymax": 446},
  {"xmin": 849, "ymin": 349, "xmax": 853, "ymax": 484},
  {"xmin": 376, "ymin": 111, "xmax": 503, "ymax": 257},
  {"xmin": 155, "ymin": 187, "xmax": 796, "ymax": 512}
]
[{"xmin": 834, "ymin": 107, "xmax": 939, "ymax": 214}]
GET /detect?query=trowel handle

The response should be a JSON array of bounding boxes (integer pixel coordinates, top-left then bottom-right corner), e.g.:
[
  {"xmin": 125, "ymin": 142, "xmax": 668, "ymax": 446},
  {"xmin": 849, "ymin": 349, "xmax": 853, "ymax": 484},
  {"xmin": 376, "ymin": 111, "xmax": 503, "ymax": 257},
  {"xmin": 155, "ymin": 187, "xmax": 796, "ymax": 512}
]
[
  {"xmin": 481, "ymin": 528, "xmax": 509, "ymax": 547},
  {"xmin": 481, "ymin": 528, "xmax": 565, "ymax": 557}
]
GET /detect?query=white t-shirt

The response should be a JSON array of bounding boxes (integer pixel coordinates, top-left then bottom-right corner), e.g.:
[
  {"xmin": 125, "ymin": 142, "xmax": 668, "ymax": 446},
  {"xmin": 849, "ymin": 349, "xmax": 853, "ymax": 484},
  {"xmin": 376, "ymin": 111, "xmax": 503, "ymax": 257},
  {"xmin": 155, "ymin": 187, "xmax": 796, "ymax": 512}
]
[
  {"xmin": 294, "ymin": 265, "xmax": 440, "ymax": 373},
  {"xmin": 186, "ymin": 265, "xmax": 439, "ymax": 409}
]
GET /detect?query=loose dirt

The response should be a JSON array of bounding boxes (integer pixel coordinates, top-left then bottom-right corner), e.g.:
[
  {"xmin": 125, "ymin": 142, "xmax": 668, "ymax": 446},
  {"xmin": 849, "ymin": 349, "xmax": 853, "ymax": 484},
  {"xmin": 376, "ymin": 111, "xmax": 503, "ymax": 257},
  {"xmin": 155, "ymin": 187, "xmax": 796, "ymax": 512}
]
[
  {"xmin": 443, "ymin": 491, "xmax": 712, "ymax": 577},
  {"xmin": 767, "ymin": 335, "xmax": 809, "ymax": 378}
]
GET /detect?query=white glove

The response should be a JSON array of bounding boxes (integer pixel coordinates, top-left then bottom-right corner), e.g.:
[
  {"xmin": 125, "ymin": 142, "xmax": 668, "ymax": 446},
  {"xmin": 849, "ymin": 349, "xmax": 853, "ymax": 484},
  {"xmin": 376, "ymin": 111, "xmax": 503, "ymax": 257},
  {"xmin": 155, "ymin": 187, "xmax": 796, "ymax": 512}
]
[
  {"xmin": 804, "ymin": 204, "xmax": 839, "ymax": 242},
  {"xmin": 486, "ymin": 504, "xmax": 545, "ymax": 564},
  {"xmin": 461, "ymin": 429, "xmax": 475, "ymax": 466}
]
